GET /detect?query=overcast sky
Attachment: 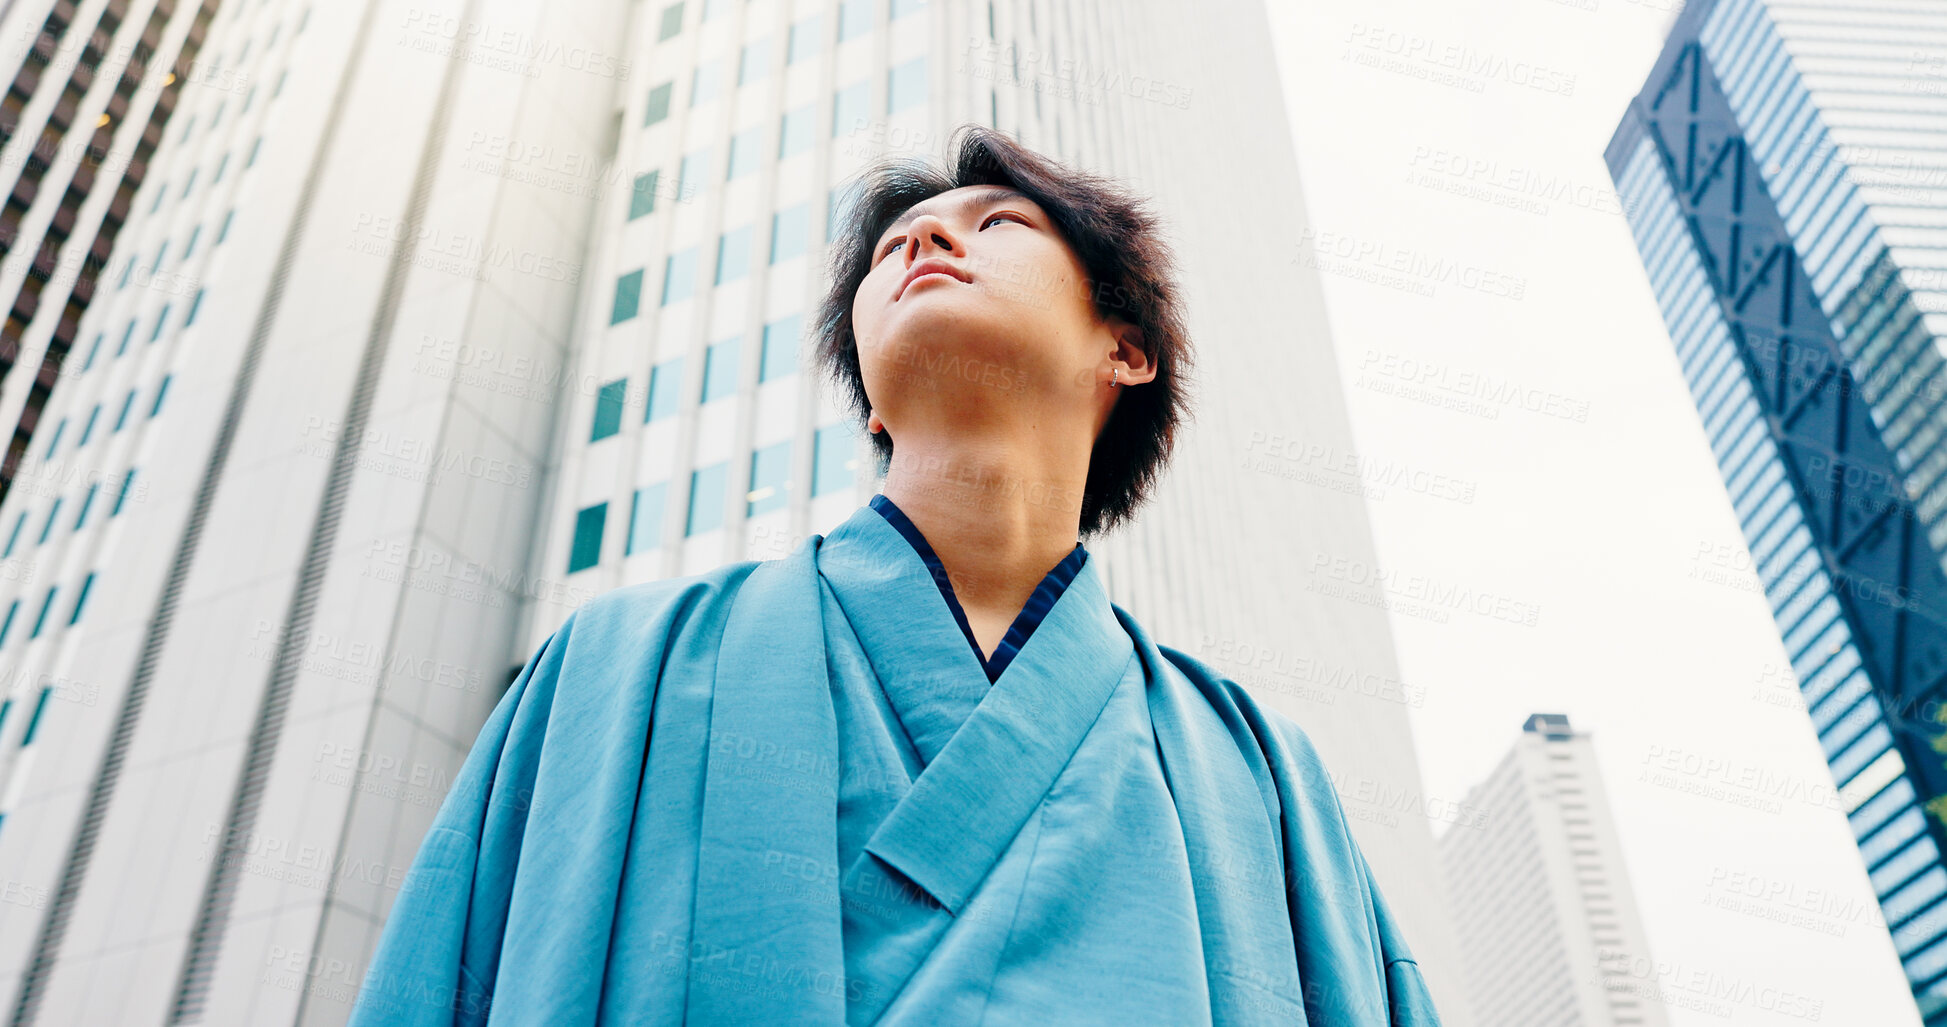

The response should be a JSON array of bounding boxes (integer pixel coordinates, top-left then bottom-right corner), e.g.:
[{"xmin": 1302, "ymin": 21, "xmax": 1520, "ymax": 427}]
[{"xmin": 1266, "ymin": 1, "xmax": 1921, "ymax": 1023}]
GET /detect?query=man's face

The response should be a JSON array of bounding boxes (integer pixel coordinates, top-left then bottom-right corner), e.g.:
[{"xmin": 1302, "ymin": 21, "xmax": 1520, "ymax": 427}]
[{"xmin": 850, "ymin": 185, "xmax": 1115, "ymax": 447}]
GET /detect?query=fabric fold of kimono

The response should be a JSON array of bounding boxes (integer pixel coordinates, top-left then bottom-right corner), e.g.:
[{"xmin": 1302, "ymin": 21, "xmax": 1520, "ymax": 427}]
[{"xmin": 346, "ymin": 504, "xmax": 1441, "ymax": 1026}]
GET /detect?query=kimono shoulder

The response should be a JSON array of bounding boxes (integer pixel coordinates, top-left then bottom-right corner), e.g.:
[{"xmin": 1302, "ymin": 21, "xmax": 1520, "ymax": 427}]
[{"xmin": 1131, "ymin": 624, "xmax": 1443, "ymax": 1026}]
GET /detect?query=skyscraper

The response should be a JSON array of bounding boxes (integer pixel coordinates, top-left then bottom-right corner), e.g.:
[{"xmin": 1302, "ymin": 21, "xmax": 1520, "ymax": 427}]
[
  {"xmin": 0, "ymin": 0, "xmax": 1463, "ymax": 1023},
  {"xmin": 1440, "ymin": 714, "xmax": 1666, "ymax": 1027},
  {"xmin": 0, "ymin": 0, "xmax": 220, "ymax": 500},
  {"xmin": 1607, "ymin": 0, "xmax": 1947, "ymax": 1020}
]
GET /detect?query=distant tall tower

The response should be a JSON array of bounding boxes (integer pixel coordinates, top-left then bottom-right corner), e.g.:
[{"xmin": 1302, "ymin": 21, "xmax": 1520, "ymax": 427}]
[
  {"xmin": 1440, "ymin": 715, "xmax": 1666, "ymax": 1027},
  {"xmin": 0, "ymin": 0, "xmax": 220, "ymax": 499},
  {"xmin": 0, "ymin": 0, "xmax": 1466, "ymax": 1024},
  {"xmin": 1607, "ymin": 0, "xmax": 1947, "ymax": 1020}
]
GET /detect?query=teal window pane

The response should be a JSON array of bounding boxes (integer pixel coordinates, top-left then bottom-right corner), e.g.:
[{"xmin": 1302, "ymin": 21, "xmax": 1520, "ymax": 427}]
[
  {"xmin": 780, "ymin": 105, "xmax": 814, "ymax": 158},
  {"xmin": 833, "ymin": 81, "xmax": 869, "ymax": 137},
  {"xmin": 691, "ymin": 61, "xmax": 721, "ymax": 107},
  {"xmin": 628, "ymin": 482, "xmax": 668, "ymax": 555},
  {"xmin": 828, "ymin": 181, "xmax": 864, "ymax": 240},
  {"xmin": 0, "ymin": 600, "xmax": 16, "ymax": 646},
  {"xmin": 611, "ymin": 269, "xmax": 644, "ymax": 323},
  {"xmin": 149, "ymin": 375, "xmax": 172, "ymax": 418},
  {"xmin": 184, "ymin": 224, "xmax": 202, "ymax": 258},
  {"xmin": 112, "ymin": 469, "xmax": 136, "ymax": 516},
  {"xmin": 644, "ymin": 81, "xmax": 674, "ymax": 126},
  {"xmin": 114, "ymin": 389, "xmax": 134, "ymax": 430},
  {"xmin": 771, "ymin": 204, "xmax": 809, "ymax": 263},
  {"xmin": 591, "ymin": 378, "xmax": 627, "ymax": 440},
  {"xmin": 788, "ymin": 17, "xmax": 822, "ymax": 63},
  {"xmin": 42, "ymin": 419, "xmax": 63, "ymax": 460},
  {"xmin": 117, "ymin": 319, "xmax": 134, "ymax": 355},
  {"xmin": 658, "ymin": 3, "xmax": 685, "ymax": 41},
  {"xmin": 687, "ymin": 462, "xmax": 728, "ymax": 535},
  {"xmin": 629, "ymin": 170, "xmax": 660, "ymax": 219},
  {"xmin": 646, "ymin": 359, "xmax": 684, "ymax": 421},
  {"xmin": 892, "ymin": 0, "xmax": 925, "ymax": 17},
  {"xmin": 21, "ymin": 684, "xmax": 50, "ymax": 740},
  {"xmin": 716, "ymin": 226, "xmax": 753, "ymax": 284},
  {"xmin": 702, "ymin": 339, "xmax": 740, "ymax": 402},
  {"xmin": 217, "ymin": 208, "xmax": 234, "ymax": 244},
  {"xmin": 77, "ymin": 405, "xmax": 99, "ymax": 446},
  {"xmin": 678, "ymin": 149, "xmax": 711, "ymax": 200},
  {"xmin": 702, "ymin": 0, "xmax": 729, "ymax": 20},
  {"xmin": 748, "ymin": 441, "xmax": 792, "ymax": 515},
  {"xmin": 82, "ymin": 333, "xmax": 101, "ymax": 371},
  {"xmin": 889, "ymin": 56, "xmax": 927, "ymax": 113},
  {"xmin": 739, "ymin": 38, "xmax": 770, "ymax": 85},
  {"xmin": 246, "ymin": 137, "xmax": 262, "ymax": 167},
  {"xmin": 29, "ymin": 586, "xmax": 56, "ymax": 639},
  {"xmin": 2, "ymin": 512, "xmax": 24, "ymax": 557},
  {"xmin": 761, "ymin": 316, "xmax": 801, "ymax": 382},
  {"xmin": 813, "ymin": 425, "xmax": 858, "ymax": 497},
  {"xmin": 568, "ymin": 502, "xmax": 607, "ymax": 573},
  {"xmin": 67, "ymin": 571, "xmax": 94, "ymax": 626},
  {"xmin": 727, "ymin": 127, "xmax": 760, "ymax": 180},
  {"xmin": 185, "ymin": 288, "xmax": 205, "ymax": 326},
  {"xmin": 74, "ymin": 481, "xmax": 97, "ymax": 529},
  {"xmin": 150, "ymin": 304, "xmax": 172, "ymax": 342},
  {"xmin": 662, "ymin": 249, "xmax": 699, "ymax": 305}
]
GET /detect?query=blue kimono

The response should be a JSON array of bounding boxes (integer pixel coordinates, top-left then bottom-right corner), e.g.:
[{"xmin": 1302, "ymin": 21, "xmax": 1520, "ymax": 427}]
[{"xmin": 347, "ymin": 501, "xmax": 1440, "ymax": 1026}]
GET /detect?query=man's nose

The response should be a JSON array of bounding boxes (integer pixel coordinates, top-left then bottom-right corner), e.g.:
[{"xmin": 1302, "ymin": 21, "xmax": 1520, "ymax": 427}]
[{"xmin": 904, "ymin": 213, "xmax": 962, "ymax": 260}]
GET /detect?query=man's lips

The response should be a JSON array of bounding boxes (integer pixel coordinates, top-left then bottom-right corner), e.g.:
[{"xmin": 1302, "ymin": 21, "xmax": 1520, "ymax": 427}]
[{"xmin": 897, "ymin": 258, "xmax": 972, "ymax": 300}]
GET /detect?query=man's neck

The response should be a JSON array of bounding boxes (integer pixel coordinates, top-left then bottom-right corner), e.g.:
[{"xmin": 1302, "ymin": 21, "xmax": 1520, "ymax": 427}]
[{"xmin": 880, "ymin": 435, "xmax": 1088, "ymax": 656}]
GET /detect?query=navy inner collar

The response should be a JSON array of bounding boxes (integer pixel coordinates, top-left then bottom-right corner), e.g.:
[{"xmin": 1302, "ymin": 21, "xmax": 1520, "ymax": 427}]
[{"xmin": 868, "ymin": 493, "xmax": 1087, "ymax": 683}]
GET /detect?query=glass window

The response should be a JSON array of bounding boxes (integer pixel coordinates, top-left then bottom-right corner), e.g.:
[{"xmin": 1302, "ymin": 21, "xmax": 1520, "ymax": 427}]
[
  {"xmin": 38, "ymin": 500, "xmax": 63, "ymax": 546},
  {"xmin": 77, "ymin": 405, "xmax": 100, "ymax": 447},
  {"xmin": 112, "ymin": 469, "xmax": 136, "ymax": 516},
  {"xmin": 591, "ymin": 378, "xmax": 627, "ymax": 440},
  {"xmin": 181, "ymin": 169, "xmax": 197, "ymax": 198},
  {"xmin": 762, "ymin": 316, "xmax": 801, "ymax": 382},
  {"xmin": 813, "ymin": 425, "xmax": 858, "ymax": 497},
  {"xmin": 117, "ymin": 319, "xmax": 135, "ymax": 356},
  {"xmin": 217, "ymin": 209, "xmax": 235, "ymax": 244},
  {"xmin": 186, "ymin": 288, "xmax": 206, "ymax": 326},
  {"xmin": 658, "ymin": 2, "xmax": 685, "ymax": 40},
  {"xmin": 678, "ymin": 149, "xmax": 711, "ymax": 200},
  {"xmin": 788, "ymin": 16, "xmax": 822, "ymax": 63},
  {"xmin": 628, "ymin": 482, "xmax": 668, "ymax": 555},
  {"xmin": 611, "ymin": 269, "xmax": 645, "ymax": 323},
  {"xmin": 644, "ymin": 81, "xmax": 674, "ymax": 126},
  {"xmin": 702, "ymin": 0, "xmax": 730, "ymax": 20},
  {"xmin": 739, "ymin": 38, "xmax": 771, "ymax": 86},
  {"xmin": 833, "ymin": 81, "xmax": 869, "ymax": 137},
  {"xmin": 889, "ymin": 57, "xmax": 927, "ymax": 113},
  {"xmin": 211, "ymin": 154, "xmax": 229, "ymax": 186},
  {"xmin": 839, "ymin": 0, "xmax": 873, "ymax": 41},
  {"xmin": 150, "ymin": 375, "xmax": 172, "ymax": 418},
  {"xmin": 662, "ymin": 248, "xmax": 699, "ymax": 305},
  {"xmin": 183, "ymin": 225, "xmax": 202, "ymax": 259},
  {"xmin": 687, "ymin": 463, "xmax": 728, "ymax": 535},
  {"xmin": 771, "ymin": 204, "xmax": 809, "ymax": 263},
  {"xmin": 150, "ymin": 304, "xmax": 172, "ymax": 343},
  {"xmin": 893, "ymin": 0, "xmax": 926, "ymax": 17},
  {"xmin": 748, "ymin": 441, "xmax": 791, "ymax": 515},
  {"xmin": 716, "ymin": 226, "xmax": 753, "ymax": 284},
  {"xmin": 114, "ymin": 390, "xmax": 135, "ymax": 431},
  {"xmin": 568, "ymin": 502, "xmax": 607, "ymax": 572},
  {"xmin": 2, "ymin": 512, "xmax": 24, "ymax": 558},
  {"xmin": 29, "ymin": 587, "xmax": 57, "ymax": 639},
  {"xmin": 154, "ymin": 240, "xmax": 169, "ymax": 273},
  {"xmin": 703, "ymin": 339, "xmax": 740, "ymax": 402},
  {"xmin": 42, "ymin": 419, "xmax": 64, "ymax": 460},
  {"xmin": 74, "ymin": 481, "xmax": 97, "ymax": 530},
  {"xmin": 780, "ymin": 105, "xmax": 814, "ymax": 159},
  {"xmin": 691, "ymin": 60, "xmax": 721, "ymax": 107},
  {"xmin": 0, "ymin": 600, "xmax": 15, "ymax": 647},
  {"xmin": 629, "ymin": 170, "xmax": 660, "ymax": 219},
  {"xmin": 246, "ymin": 137, "xmax": 262, "ymax": 167},
  {"xmin": 647, "ymin": 359, "xmax": 684, "ymax": 421},
  {"xmin": 727, "ymin": 127, "xmax": 761, "ymax": 180},
  {"xmin": 828, "ymin": 180, "xmax": 864, "ymax": 239},
  {"xmin": 81, "ymin": 333, "xmax": 101, "ymax": 371}
]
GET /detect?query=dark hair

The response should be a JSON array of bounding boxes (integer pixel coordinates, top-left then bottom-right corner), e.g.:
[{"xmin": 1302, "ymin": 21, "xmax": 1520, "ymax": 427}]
[{"xmin": 812, "ymin": 125, "xmax": 1193, "ymax": 538}]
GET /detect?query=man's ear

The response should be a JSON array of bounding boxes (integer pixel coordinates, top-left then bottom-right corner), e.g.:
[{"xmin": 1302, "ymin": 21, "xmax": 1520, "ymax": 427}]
[{"xmin": 1110, "ymin": 321, "xmax": 1158, "ymax": 386}]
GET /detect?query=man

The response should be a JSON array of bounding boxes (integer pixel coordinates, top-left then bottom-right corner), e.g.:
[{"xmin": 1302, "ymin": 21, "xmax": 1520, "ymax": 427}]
[{"xmin": 349, "ymin": 126, "xmax": 1440, "ymax": 1026}]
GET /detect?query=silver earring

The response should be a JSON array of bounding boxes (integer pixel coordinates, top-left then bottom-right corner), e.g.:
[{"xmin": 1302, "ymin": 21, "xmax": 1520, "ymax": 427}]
[{"xmin": 1110, "ymin": 368, "xmax": 1119, "ymax": 388}]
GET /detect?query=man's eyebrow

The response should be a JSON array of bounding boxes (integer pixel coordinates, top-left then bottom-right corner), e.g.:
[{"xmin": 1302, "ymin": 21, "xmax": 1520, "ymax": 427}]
[{"xmin": 881, "ymin": 187, "xmax": 1031, "ymax": 238}]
